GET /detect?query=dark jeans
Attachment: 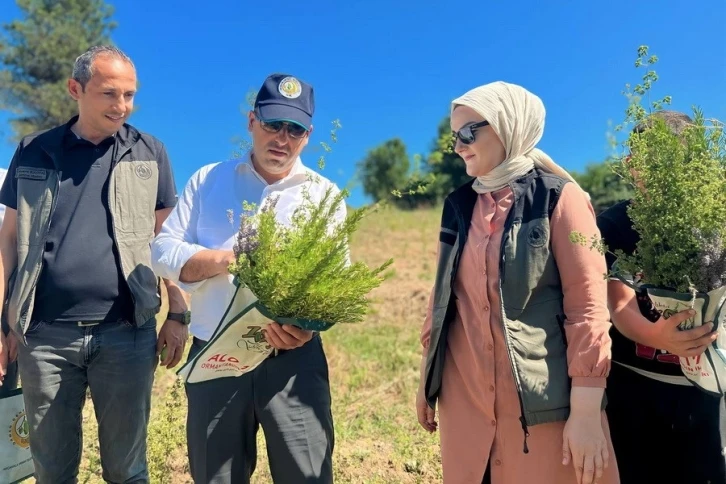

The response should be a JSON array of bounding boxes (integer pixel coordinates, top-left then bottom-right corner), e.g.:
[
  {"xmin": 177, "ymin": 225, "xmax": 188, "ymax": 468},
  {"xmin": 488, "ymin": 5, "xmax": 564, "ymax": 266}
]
[
  {"xmin": 0, "ymin": 358, "xmax": 18, "ymax": 396},
  {"xmin": 606, "ymin": 363, "xmax": 726, "ymax": 484},
  {"xmin": 185, "ymin": 334, "xmax": 335, "ymax": 484},
  {"xmin": 17, "ymin": 319, "xmax": 158, "ymax": 484}
]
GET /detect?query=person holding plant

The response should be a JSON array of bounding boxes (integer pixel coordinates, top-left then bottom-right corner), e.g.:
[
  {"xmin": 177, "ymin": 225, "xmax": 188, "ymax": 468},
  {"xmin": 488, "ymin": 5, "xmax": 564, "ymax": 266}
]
[
  {"xmin": 151, "ymin": 73, "xmax": 342, "ymax": 484},
  {"xmin": 415, "ymin": 81, "xmax": 619, "ymax": 484},
  {"xmin": 597, "ymin": 110, "xmax": 726, "ymax": 484}
]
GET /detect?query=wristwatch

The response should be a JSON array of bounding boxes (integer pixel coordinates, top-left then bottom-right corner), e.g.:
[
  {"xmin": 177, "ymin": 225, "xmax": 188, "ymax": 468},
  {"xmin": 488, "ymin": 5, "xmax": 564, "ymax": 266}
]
[{"xmin": 167, "ymin": 311, "xmax": 191, "ymax": 325}]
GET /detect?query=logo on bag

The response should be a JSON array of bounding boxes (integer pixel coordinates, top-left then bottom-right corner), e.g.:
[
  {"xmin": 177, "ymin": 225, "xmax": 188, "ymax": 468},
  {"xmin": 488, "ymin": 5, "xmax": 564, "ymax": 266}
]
[
  {"xmin": 200, "ymin": 353, "xmax": 250, "ymax": 372},
  {"xmin": 682, "ymin": 353, "xmax": 712, "ymax": 379},
  {"xmin": 662, "ymin": 307, "xmax": 696, "ymax": 330},
  {"xmin": 8, "ymin": 411, "xmax": 29, "ymax": 449},
  {"xmin": 237, "ymin": 325, "xmax": 272, "ymax": 353}
]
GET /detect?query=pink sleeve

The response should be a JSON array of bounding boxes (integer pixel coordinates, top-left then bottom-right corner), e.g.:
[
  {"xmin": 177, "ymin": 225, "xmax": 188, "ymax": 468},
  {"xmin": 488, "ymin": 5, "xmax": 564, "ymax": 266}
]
[{"xmin": 550, "ymin": 183, "xmax": 612, "ymax": 388}]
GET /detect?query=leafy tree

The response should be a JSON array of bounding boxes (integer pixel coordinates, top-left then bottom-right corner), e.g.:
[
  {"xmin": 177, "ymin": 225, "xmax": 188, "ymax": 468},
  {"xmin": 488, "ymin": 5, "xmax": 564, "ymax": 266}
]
[
  {"xmin": 571, "ymin": 160, "xmax": 633, "ymax": 214},
  {"xmin": 0, "ymin": 0, "xmax": 117, "ymax": 140},
  {"xmin": 357, "ymin": 138, "xmax": 410, "ymax": 202}
]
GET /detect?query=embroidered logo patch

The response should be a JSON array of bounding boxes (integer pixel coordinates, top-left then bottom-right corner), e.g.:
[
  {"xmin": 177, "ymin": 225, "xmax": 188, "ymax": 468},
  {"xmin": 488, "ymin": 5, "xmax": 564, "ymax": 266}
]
[
  {"xmin": 526, "ymin": 222, "xmax": 548, "ymax": 248},
  {"xmin": 135, "ymin": 163, "xmax": 152, "ymax": 180},
  {"xmin": 16, "ymin": 167, "xmax": 47, "ymax": 180}
]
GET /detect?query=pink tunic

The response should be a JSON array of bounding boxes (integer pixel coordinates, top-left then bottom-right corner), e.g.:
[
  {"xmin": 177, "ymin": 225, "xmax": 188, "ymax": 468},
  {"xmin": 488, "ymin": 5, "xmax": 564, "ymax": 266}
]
[{"xmin": 421, "ymin": 184, "xmax": 620, "ymax": 484}]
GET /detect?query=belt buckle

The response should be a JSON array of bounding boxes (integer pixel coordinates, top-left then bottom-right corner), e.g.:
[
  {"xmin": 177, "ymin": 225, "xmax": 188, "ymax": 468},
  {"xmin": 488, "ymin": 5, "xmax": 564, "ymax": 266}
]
[{"xmin": 77, "ymin": 321, "xmax": 100, "ymax": 327}]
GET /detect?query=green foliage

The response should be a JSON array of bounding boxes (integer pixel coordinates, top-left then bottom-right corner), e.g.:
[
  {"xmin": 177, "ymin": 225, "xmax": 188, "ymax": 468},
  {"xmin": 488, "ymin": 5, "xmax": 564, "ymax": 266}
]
[
  {"xmin": 389, "ymin": 153, "xmax": 442, "ymax": 209},
  {"xmin": 357, "ymin": 138, "xmax": 411, "ymax": 202},
  {"xmin": 229, "ymin": 185, "xmax": 393, "ymax": 325},
  {"xmin": 573, "ymin": 46, "xmax": 726, "ymax": 293},
  {"xmin": 0, "ymin": 0, "xmax": 117, "ymax": 140},
  {"xmin": 570, "ymin": 159, "xmax": 634, "ymax": 214},
  {"xmin": 146, "ymin": 380, "xmax": 188, "ymax": 483},
  {"xmin": 387, "ymin": 115, "xmax": 471, "ymax": 209}
]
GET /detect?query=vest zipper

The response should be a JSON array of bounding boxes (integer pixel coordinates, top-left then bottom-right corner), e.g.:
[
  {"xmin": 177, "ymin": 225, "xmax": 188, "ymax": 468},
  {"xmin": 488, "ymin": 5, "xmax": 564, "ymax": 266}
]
[
  {"xmin": 497, "ymin": 187, "xmax": 531, "ymax": 454},
  {"xmin": 21, "ymin": 170, "xmax": 61, "ymax": 336}
]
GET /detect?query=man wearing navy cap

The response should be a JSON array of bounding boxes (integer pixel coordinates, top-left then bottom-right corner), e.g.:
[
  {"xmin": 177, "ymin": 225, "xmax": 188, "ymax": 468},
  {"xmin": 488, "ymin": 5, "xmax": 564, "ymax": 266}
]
[{"xmin": 151, "ymin": 73, "xmax": 342, "ymax": 483}]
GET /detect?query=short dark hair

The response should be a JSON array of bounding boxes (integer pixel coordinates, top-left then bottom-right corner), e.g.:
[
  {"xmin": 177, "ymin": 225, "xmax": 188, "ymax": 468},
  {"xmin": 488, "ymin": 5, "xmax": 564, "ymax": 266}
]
[{"xmin": 72, "ymin": 45, "xmax": 134, "ymax": 89}]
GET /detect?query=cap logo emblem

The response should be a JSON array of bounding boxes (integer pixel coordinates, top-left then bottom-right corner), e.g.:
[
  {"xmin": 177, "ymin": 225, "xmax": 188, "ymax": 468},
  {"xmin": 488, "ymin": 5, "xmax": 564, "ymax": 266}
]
[{"xmin": 278, "ymin": 77, "xmax": 302, "ymax": 99}]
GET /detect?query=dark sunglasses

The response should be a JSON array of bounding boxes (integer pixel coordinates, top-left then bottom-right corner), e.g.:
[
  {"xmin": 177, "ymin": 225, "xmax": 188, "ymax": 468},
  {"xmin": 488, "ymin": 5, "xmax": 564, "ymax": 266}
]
[
  {"xmin": 256, "ymin": 117, "xmax": 309, "ymax": 139},
  {"xmin": 452, "ymin": 120, "xmax": 490, "ymax": 145}
]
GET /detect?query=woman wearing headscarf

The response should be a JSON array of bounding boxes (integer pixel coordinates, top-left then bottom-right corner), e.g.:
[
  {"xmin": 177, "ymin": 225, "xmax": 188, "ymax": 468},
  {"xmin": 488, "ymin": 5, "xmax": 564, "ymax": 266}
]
[{"xmin": 416, "ymin": 81, "xmax": 619, "ymax": 484}]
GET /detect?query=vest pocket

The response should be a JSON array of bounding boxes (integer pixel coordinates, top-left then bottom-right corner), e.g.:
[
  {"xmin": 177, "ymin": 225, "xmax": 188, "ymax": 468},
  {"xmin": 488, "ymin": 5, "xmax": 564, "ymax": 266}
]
[{"xmin": 110, "ymin": 161, "xmax": 158, "ymax": 235}]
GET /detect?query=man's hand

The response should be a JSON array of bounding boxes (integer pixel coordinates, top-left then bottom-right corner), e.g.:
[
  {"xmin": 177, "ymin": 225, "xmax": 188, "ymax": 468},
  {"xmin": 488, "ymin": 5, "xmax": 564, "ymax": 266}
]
[
  {"xmin": 0, "ymin": 331, "xmax": 17, "ymax": 387},
  {"xmin": 157, "ymin": 319, "xmax": 188, "ymax": 368},
  {"xmin": 647, "ymin": 309, "xmax": 717, "ymax": 358},
  {"xmin": 263, "ymin": 322, "xmax": 313, "ymax": 350}
]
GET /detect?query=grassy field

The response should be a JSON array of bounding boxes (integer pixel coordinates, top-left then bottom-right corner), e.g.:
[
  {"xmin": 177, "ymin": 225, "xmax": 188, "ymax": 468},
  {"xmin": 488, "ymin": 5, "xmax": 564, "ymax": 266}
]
[{"xmin": 64, "ymin": 206, "xmax": 444, "ymax": 483}]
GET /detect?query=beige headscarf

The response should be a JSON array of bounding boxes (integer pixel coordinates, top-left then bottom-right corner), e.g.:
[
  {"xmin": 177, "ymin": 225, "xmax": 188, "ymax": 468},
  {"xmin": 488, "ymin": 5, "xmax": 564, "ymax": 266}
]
[{"xmin": 451, "ymin": 81, "xmax": 587, "ymax": 197}]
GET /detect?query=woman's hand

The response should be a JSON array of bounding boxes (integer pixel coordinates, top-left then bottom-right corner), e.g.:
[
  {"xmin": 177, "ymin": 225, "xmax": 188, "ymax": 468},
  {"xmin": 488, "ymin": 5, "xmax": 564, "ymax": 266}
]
[
  {"xmin": 416, "ymin": 357, "xmax": 437, "ymax": 432},
  {"xmin": 562, "ymin": 387, "xmax": 609, "ymax": 484}
]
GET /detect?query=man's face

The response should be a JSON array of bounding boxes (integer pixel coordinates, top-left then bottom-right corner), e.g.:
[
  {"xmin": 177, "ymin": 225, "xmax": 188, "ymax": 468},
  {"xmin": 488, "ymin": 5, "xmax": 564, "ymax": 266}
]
[
  {"xmin": 68, "ymin": 55, "xmax": 137, "ymax": 139},
  {"xmin": 247, "ymin": 112, "xmax": 311, "ymax": 182}
]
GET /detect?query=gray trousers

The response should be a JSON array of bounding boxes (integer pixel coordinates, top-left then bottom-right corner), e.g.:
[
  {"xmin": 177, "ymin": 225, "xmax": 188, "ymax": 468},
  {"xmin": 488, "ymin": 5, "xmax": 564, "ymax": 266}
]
[
  {"xmin": 17, "ymin": 319, "xmax": 157, "ymax": 484},
  {"xmin": 185, "ymin": 334, "xmax": 335, "ymax": 484}
]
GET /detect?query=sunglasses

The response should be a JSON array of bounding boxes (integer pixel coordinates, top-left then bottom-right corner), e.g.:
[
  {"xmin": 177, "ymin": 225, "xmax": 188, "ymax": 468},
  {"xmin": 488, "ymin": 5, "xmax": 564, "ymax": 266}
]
[
  {"xmin": 452, "ymin": 120, "xmax": 490, "ymax": 145},
  {"xmin": 256, "ymin": 117, "xmax": 309, "ymax": 139}
]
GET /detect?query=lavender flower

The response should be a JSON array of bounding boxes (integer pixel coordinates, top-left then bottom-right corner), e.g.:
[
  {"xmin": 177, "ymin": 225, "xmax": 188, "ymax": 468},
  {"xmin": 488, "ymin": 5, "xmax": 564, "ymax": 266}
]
[
  {"xmin": 232, "ymin": 195, "xmax": 281, "ymax": 260},
  {"xmin": 261, "ymin": 194, "xmax": 280, "ymax": 213},
  {"xmin": 233, "ymin": 213, "xmax": 259, "ymax": 259}
]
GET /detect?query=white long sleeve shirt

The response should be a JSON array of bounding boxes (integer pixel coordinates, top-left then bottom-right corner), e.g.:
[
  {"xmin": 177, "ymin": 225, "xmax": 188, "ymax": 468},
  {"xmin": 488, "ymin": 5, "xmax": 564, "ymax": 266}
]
[{"xmin": 151, "ymin": 153, "xmax": 346, "ymax": 341}]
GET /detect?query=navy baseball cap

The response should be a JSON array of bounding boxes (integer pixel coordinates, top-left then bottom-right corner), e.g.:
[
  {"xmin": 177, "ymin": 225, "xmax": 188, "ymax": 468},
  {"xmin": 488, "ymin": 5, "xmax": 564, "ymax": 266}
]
[{"xmin": 254, "ymin": 73, "xmax": 315, "ymax": 130}]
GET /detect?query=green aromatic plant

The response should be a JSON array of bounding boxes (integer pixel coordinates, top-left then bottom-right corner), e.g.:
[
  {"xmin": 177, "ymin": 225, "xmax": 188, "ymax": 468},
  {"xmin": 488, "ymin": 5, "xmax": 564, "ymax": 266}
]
[
  {"xmin": 229, "ymin": 183, "xmax": 393, "ymax": 326},
  {"xmin": 572, "ymin": 45, "xmax": 726, "ymax": 294},
  {"xmin": 570, "ymin": 45, "xmax": 726, "ymax": 395}
]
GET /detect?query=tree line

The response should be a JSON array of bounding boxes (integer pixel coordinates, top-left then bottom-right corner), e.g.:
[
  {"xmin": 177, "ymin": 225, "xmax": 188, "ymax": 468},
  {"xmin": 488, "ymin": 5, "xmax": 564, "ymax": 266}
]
[{"xmin": 356, "ymin": 117, "xmax": 634, "ymax": 213}]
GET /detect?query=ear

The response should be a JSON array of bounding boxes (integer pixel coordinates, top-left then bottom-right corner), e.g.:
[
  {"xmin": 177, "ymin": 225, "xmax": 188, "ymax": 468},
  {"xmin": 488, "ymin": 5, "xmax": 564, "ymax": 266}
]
[
  {"xmin": 247, "ymin": 111, "xmax": 255, "ymax": 133},
  {"xmin": 68, "ymin": 79, "xmax": 82, "ymax": 101},
  {"xmin": 300, "ymin": 124, "xmax": 313, "ymax": 149}
]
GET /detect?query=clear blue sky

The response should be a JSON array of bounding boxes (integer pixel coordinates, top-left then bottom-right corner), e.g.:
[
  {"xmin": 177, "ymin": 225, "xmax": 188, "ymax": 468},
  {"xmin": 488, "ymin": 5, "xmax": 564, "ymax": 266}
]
[{"xmin": 1, "ymin": 0, "xmax": 724, "ymax": 207}]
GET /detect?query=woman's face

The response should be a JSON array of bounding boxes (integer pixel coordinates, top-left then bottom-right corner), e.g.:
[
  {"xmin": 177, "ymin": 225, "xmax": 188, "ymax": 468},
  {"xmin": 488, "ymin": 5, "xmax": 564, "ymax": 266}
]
[{"xmin": 451, "ymin": 105, "xmax": 506, "ymax": 177}]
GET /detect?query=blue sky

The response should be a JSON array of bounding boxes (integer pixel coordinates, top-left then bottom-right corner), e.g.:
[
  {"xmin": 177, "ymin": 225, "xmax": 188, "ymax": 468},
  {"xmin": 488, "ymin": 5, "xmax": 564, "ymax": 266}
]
[{"xmin": 1, "ymin": 0, "xmax": 724, "ymax": 207}]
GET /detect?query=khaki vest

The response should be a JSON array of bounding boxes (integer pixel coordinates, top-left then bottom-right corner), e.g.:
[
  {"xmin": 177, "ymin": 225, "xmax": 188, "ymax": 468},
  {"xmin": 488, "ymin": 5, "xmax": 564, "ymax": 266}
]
[
  {"xmin": 424, "ymin": 170, "xmax": 594, "ymax": 452},
  {"xmin": 6, "ymin": 121, "xmax": 162, "ymax": 337}
]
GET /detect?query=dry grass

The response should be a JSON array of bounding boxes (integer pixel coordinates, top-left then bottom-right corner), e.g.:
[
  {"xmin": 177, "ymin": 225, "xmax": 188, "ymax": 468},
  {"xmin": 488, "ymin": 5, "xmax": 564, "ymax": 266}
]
[{"xmin": 26, "ymin": 205, "xmax": 445, "ymax": 483}]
